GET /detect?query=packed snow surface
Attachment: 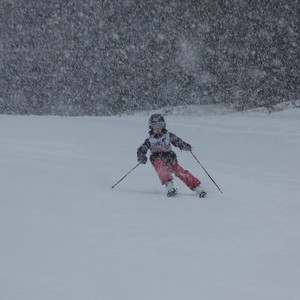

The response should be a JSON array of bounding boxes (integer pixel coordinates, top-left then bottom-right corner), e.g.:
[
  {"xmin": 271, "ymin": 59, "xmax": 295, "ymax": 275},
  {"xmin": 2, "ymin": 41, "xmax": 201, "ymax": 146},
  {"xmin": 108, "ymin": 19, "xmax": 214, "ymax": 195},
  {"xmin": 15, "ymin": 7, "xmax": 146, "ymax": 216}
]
[{"xmin": 1, "ymin": 107, "xmax": 300, "ymax": 300}]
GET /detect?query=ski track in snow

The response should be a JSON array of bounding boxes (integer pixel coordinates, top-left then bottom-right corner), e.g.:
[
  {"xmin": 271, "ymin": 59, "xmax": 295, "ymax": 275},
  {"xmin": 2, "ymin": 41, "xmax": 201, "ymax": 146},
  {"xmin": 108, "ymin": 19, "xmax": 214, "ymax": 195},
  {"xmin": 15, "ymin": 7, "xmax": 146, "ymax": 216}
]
[{"xmin": 0, "ymin": 108, "xmax": 300, "ymax": 300}]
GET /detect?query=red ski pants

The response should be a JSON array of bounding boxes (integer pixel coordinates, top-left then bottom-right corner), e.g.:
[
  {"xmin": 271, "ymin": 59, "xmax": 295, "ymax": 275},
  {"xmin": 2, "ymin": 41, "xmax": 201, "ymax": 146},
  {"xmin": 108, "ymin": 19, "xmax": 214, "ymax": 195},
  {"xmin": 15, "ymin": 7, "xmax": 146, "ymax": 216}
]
[{"xmin": 150, "ymin": 152, "xmax": 200, "ymax": 190}]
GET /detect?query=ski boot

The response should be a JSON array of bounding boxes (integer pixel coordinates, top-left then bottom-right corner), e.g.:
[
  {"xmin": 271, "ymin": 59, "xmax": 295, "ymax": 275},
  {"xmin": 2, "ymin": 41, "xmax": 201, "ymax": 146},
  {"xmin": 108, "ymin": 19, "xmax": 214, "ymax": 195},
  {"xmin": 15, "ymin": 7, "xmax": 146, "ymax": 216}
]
[
  {"xmin": 165, "ymin": 180, "xmax": 177, "ymax": 197},
  {"xmin": 194, "ymin": 184, "xmax": 207, "ymax": 198}
]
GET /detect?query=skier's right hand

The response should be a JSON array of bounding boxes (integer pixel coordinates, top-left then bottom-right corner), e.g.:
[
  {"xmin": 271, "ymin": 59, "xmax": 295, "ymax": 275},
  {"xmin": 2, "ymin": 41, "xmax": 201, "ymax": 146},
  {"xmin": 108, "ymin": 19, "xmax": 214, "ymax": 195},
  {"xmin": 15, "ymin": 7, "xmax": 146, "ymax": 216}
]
[{"xmin": 138, "ymin": 155, "xmax": 147, "ymax": 164}]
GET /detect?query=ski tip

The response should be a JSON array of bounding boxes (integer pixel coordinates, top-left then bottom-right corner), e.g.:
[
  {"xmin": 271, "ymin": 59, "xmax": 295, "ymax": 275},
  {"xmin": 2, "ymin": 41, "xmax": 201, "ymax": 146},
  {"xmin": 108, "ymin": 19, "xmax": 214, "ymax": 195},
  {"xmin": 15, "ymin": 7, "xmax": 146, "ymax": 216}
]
[
  {"xmin": 199, "ymin": 191, "xmax": 207, "ymax": 198},
  {"xmin": 167, "ymin": 189, "xmax": 178, "ymax": 197}
]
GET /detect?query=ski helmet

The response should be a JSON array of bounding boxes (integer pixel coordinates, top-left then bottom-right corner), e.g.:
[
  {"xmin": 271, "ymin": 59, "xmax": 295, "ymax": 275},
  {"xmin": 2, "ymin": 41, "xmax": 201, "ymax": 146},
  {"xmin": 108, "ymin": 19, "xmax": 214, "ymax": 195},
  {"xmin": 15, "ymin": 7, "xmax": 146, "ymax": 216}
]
[{"xmin": 148, "ymin": 114, "xmax": 166, "ymax": 129}]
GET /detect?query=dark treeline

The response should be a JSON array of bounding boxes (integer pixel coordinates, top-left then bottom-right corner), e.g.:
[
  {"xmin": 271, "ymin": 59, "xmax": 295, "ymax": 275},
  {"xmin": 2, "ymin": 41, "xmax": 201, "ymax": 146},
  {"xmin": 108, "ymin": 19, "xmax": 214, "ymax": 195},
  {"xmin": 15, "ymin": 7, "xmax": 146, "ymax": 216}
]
[{"xmin": 0, "ymin": 0, "xmax": 299, "ymax": 115}]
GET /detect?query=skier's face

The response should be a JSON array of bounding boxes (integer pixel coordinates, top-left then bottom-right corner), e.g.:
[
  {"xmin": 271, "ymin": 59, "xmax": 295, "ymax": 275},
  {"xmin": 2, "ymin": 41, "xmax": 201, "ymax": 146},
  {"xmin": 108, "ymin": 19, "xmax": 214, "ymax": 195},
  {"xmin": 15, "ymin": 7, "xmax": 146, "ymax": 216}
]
[{"xmin": 153, "ymin": 127, "xmax": 163, "ymax": 134}]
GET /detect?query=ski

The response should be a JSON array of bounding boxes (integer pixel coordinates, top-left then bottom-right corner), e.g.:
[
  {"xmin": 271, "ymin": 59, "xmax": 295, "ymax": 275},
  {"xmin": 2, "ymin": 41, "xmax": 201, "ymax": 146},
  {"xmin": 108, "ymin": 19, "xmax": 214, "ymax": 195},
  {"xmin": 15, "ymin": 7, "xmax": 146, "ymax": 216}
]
[
  {"xmin": 199, "ymin": 191, "xmax": 207, "ymax": 198},
  {"xmin": 167, "ymin": 188, "xmax": 178, "ymax": 197}
]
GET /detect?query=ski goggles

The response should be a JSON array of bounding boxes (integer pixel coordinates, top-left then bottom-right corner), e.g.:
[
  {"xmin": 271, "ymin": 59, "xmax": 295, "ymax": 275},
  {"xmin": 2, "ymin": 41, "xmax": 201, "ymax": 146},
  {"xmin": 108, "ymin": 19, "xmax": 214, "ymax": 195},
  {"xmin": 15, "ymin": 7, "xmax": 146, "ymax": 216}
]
[{"xmin": 151, "ymin": 122, "xmax": 165, "ymax": 129}]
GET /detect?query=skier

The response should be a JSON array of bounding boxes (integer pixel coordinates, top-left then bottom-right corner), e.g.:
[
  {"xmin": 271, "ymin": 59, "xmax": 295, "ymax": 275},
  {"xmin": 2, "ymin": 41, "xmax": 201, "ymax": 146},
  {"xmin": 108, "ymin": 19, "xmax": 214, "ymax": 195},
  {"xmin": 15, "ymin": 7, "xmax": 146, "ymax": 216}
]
[{"xmin": 137, "ymin": 114, "xmax": 207, "ymax": 197}]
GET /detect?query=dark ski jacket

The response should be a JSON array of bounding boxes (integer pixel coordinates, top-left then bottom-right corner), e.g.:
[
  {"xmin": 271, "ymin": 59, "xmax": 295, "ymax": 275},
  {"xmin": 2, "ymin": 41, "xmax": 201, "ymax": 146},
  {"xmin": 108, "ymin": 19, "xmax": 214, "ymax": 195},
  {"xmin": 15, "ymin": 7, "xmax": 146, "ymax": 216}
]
[{"xmin": 137, "ymin": 129, "xmax": 191, "ymax": 160}]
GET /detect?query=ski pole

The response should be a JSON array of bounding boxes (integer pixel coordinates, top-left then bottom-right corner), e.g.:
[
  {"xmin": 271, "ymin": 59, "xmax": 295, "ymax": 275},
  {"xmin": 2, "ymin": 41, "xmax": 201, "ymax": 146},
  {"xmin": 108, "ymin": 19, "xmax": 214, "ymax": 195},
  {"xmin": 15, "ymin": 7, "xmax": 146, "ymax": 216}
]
[
  {"xmin": 112, "ymin": 162, "xmax": 141, "ymax": 189},
  {"xmin": 190, "ymin": 151, "xmax": 223, "ymax": 194}
]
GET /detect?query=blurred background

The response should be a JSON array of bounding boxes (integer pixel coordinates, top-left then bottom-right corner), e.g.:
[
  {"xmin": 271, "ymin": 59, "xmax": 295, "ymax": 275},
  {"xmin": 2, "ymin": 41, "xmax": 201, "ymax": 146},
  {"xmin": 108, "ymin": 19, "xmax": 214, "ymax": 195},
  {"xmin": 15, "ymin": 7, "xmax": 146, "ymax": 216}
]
[{"xmin": 0, "ymin": 0, "xmax": 299, "ymax": 115}]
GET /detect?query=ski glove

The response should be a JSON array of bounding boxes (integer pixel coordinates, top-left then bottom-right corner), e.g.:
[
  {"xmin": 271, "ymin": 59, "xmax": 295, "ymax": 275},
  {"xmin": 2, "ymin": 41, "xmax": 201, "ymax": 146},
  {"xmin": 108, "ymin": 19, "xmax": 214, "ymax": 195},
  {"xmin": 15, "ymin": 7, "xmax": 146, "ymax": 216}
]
[
  {"xmin": 180, "ymin": 143, "xmax": 192, "ymax": 151},
  {"xmin": 138, "ymin": 155, "xmax": 147, "ymax": 164}
]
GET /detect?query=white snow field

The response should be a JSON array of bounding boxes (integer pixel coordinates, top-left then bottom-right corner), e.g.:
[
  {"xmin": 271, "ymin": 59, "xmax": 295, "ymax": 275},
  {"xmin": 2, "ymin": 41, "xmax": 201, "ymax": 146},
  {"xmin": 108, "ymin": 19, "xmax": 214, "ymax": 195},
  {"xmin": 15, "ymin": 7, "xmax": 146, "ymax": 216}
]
[{"xmin": 0, "ymin": 106, "xmax": 300, "ymax": 300}]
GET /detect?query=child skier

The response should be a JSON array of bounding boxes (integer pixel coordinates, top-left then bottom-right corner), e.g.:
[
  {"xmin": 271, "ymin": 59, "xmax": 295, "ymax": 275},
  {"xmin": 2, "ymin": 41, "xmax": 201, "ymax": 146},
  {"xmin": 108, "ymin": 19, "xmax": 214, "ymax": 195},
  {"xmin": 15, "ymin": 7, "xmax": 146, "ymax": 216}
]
[{"xmin": 137, "ymin": 114, "xmax": 207, "ymax": 197}]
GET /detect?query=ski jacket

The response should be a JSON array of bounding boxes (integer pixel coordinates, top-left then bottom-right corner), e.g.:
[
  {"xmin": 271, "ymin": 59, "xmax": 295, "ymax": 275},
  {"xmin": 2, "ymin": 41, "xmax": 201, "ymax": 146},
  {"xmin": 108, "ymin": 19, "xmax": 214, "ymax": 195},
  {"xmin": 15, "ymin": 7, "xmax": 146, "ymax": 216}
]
[{"xmin": 137, "ymin": 129, "xmax": 191, "ymax": 159}]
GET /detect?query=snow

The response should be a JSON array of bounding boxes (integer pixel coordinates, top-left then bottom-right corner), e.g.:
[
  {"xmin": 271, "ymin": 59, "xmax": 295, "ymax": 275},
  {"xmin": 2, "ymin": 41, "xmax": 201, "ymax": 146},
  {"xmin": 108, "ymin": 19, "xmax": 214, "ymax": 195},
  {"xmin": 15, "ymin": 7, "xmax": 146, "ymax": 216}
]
[{"xmin": 0, "ymin": 107, "xmax": 300, "ymax": 300}]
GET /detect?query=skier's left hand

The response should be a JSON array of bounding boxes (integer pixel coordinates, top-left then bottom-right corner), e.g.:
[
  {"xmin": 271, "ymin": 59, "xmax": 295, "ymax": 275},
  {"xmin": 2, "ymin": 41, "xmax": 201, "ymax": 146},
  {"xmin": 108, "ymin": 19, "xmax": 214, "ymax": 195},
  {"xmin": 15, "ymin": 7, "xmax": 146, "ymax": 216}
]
[{"xmin": 181, "ymin": 143, "xmax": 192, "ymax": 151}]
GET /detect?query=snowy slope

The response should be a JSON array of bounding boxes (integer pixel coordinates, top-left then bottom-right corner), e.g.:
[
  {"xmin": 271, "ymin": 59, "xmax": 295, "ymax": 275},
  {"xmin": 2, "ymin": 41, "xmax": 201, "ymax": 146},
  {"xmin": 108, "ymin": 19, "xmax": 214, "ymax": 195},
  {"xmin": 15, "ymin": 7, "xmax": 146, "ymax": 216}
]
[{"xmin": 0, "ymin": 107, "xmax": 300, "ymax": 300}]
